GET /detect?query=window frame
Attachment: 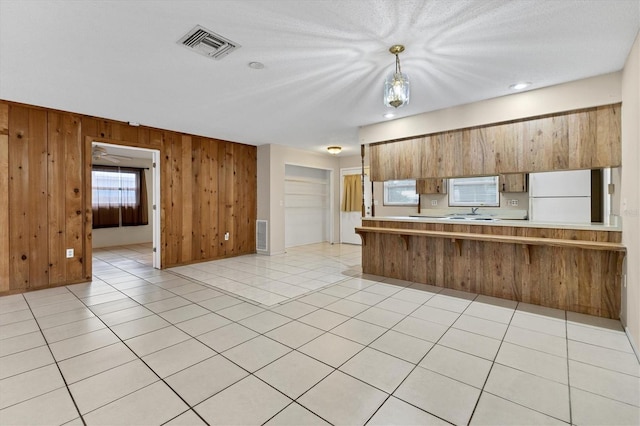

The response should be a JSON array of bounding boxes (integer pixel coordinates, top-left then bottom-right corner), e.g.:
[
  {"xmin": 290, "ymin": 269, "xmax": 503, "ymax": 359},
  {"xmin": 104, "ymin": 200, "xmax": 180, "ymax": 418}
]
[
  {"xmin": 92, "ymin": 165, "xmax": 148, "ymax": 229},
  {"xmin": 383, "ymin": 179, "xmax": 419, "ymax": 206},
  {"xmin": 448, "ymin": 176, "xmax": 500, "ymax": 207}
]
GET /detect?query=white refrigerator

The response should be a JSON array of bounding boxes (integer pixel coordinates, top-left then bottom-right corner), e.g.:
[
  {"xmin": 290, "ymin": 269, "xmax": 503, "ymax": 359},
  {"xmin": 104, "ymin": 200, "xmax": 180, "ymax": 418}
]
[{"xmin": 529, "ymin": 170, "xmax": 591, "ymax": 223}]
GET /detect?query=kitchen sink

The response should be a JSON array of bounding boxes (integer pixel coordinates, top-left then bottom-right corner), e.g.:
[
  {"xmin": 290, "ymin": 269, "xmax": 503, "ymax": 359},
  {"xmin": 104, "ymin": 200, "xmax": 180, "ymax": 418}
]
[{"xmin": 440, "ymin": 216, "xmax": 499, "ymax": 222}]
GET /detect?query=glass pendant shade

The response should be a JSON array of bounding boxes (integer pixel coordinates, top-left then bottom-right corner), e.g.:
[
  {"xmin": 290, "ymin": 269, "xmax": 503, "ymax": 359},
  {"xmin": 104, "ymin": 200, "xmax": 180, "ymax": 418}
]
[
  {"xmin": 383, "ymin": 45, "xmax": 410, "ymax": 108},
  {"xmin": 384, "ymin": 71, "xmax": 410, "ymax": 108}
]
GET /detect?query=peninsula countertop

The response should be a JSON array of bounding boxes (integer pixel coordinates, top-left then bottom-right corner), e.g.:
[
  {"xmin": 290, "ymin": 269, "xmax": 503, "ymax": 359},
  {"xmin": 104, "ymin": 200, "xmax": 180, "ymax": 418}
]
[{"xmin": 364, "ymin": 215, "xmax": 622, "ymax": 232}]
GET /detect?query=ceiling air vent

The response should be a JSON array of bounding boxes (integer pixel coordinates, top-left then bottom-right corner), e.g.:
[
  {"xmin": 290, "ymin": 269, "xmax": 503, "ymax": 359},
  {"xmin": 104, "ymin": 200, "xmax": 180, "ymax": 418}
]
[{"xmin": 178, "ymin": 25, "xmax": 240, "ymax": 60}]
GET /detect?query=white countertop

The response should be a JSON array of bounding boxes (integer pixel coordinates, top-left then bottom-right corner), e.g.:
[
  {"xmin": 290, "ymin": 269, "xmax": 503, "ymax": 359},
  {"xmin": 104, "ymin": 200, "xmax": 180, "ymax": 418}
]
[{"xmin": 363, "ymin": 216, "xmax": 622, "ymax": 232}]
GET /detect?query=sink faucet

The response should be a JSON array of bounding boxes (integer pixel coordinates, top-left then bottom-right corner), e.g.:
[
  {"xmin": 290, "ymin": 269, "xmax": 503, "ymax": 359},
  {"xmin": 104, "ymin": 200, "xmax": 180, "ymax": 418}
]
[{"xmin": 471, "ymin": 207, "xmax": 479, "ymax": 215}]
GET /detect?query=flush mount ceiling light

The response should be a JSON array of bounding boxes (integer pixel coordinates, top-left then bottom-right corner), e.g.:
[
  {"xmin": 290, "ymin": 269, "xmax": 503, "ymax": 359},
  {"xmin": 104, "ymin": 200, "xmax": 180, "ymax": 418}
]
[
  {"xmin": 384, "ymin": 45, "xmax": 410, "ymax": 108},
  {"xmin": 248, "ymin": 61, "xmax": 265, "ymax": 69},
  {"xmin": 509, "ymin": 82, "xmax": 531, "ymax": 90},
  {"xmin": 327, "ymin": 146, "xmax": 342, "ymax": 155}
]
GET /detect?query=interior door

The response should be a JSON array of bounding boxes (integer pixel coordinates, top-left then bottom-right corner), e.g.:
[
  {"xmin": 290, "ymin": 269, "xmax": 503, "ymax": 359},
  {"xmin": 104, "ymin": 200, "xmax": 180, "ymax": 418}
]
[{"xmin": 340, "ymin": 168, "xmax": 371, "ymax": 245}]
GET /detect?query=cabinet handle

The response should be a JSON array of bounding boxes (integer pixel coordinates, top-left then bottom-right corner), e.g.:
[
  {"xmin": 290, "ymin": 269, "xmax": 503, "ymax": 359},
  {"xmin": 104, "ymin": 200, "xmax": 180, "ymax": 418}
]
[
  {"xmin": 436, "ymin": 186, "xmax": 440, "ymax": 193},
  {"xmin": 502, "ymin": 183, "xmax": 505, "ymax": 191}
]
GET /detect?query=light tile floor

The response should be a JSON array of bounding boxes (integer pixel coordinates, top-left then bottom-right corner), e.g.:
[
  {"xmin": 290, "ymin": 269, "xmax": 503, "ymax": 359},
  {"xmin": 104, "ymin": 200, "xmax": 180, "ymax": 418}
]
[{"xmin": 0, "ymin": 242, "xmax": 638, "ymax": 425}]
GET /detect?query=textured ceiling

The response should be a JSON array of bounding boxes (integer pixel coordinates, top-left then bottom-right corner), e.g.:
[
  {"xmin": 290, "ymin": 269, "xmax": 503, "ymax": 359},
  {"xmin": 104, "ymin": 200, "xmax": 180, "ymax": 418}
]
[{"xmin": 1, "ymin": 0, "xmax": 638, "ymax": 156}]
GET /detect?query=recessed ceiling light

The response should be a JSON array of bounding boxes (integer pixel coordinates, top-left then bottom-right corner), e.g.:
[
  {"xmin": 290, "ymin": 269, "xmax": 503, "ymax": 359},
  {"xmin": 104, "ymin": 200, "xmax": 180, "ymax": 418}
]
[
  {"xmin": 509, "ymin": 82, "xmax": 531, "ymax": 90},
  {"xmin": 383, "ymin": 112, "xmax": 395, "ymax": 119},
  {"xmin": 248, "ymin": 61, "xmax": 265, "ymax": 69}
]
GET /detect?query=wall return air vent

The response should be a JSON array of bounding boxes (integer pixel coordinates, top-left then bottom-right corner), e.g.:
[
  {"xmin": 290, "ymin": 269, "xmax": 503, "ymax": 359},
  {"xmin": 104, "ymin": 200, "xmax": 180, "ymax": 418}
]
[
  {"xmin": 256, "ymin": 220, "xmax": 268, "ymax": 252},
  {"xmin": 178, "ymin": 25, "xmax": 240, "ymax": 59}
]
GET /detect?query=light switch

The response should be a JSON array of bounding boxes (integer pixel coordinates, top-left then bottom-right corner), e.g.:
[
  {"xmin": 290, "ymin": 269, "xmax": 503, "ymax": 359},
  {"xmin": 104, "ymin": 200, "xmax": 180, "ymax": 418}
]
[{"xmin": 66, "ymin": 249, "xmax": 74, "ymax": 258}]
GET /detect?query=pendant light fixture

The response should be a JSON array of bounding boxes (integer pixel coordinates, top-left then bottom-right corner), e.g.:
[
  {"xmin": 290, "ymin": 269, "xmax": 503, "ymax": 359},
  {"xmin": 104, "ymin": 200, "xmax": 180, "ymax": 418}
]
[{"xmin": 383, "ymin": 45, "xmax": 410, "ymax": 108}]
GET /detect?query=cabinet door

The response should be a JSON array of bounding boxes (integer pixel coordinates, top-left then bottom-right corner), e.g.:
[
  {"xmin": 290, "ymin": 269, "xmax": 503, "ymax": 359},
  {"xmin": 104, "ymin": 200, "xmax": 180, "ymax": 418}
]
[
  {"xmin": 416, "ymin": 178, "xmax": 447, "ymax": 194},
  {"xmin": 499, "ymin": 174, "xmax": 527, "ymax": 193}
]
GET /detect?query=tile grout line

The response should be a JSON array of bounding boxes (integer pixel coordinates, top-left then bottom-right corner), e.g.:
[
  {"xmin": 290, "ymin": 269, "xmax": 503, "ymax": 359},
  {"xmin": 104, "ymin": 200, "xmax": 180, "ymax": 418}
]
[
  {"xmin": 65, "ymin": 282, "xmax": 213, "ymax": 426},
  {"xmin": 465, "ymin": 299, "xmax": 518, "ymax": 425},
  {"xmin": 21, "ymin": 291, "xmax": 87, "ymax": 426},
  {"xmin": 565, "ymin": 310, "xmax": 573, "ymax": 425}
]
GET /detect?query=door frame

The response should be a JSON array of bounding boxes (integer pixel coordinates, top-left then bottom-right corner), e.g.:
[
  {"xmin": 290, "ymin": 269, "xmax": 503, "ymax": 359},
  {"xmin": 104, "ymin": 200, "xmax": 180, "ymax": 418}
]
[
  {"xmin": 283, "ymin": 163, "xmax": 334, "ymax": 248},
  {"xmin": 339, "ymin": 166, "xmax": 370, "ymax": 244},
  {"xmin": 86, "ymin": 138, "xmax": 161, "ymax": 269}
]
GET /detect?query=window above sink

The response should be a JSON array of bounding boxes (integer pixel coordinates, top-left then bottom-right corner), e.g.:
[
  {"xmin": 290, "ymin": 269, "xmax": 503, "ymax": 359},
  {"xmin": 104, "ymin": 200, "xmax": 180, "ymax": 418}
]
[{"xmin": 449, "ymin": 176, "xmax": 499, "ymax": 207}]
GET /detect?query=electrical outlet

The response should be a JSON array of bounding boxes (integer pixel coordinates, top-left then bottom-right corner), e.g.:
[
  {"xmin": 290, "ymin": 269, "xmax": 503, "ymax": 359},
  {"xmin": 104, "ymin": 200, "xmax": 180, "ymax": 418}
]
[
  {"xmin": 510, "ymin": 199, "xmax": 519, "ymax": 206},
  {"xmin": 66, "ymin": 248, "xmax": 74, "ymax": 258},
  {"xmin": 431, "ymin": 200, "xmax": 437, "ymax": 206},
  {"xmin": 224, "ymin": 232, "xmax": 230, "ymax": 241}
]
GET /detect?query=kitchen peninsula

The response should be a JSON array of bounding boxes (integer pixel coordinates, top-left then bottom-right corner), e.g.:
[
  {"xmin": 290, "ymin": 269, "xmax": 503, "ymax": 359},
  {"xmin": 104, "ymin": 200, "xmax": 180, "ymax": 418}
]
[{"xmin": 356, "ymin": 217, "xmax": 624, "ymax": 319}]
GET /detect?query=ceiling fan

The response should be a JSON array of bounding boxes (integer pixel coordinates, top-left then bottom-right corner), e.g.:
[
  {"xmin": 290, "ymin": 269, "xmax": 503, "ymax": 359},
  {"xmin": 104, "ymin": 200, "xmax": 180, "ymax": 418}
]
[{"xmin": 92, "ymin": 145, "xmax": 132, "ymax": 164}]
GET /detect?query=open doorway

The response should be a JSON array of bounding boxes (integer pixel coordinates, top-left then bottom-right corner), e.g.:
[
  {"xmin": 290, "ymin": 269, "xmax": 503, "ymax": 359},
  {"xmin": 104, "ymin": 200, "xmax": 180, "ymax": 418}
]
[
  {"xmin": 284, "ymin": 164, "xmax": 333, "ymax": 248},
  {"xmin": 340, "ymin": 166, "xmax": 371, "ymax": 244},
  {"xmin": 91, "ymin": 142, "xmax": 161, "ymax": 269}
]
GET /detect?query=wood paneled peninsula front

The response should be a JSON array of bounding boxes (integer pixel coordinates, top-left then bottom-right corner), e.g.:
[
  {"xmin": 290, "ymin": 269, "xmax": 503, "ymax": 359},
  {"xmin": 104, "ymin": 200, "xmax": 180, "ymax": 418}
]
[{"xmin": 357, "ymin": 218, "xmax": 625, "ymax": 319}]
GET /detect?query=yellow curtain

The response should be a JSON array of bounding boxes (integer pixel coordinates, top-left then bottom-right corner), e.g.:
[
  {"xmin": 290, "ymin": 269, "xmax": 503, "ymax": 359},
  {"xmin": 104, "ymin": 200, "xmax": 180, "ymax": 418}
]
[{"xmin": 341, "ymin": 174, "xmax": 363, "ymax": 212}]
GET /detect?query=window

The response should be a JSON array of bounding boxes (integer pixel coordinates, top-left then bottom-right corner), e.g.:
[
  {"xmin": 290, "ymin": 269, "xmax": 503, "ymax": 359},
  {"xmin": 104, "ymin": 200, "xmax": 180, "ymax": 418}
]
[
  {"xmin": 92, "ymin": 166, "xmax": 149, "ymax": 228},
  {"xmin": 383, "ymin": 180, "xmax": 419, "ymax": 206},
  {"xmin": 448, "ymin": 176, "xmax": 499, "ymax": 207}
]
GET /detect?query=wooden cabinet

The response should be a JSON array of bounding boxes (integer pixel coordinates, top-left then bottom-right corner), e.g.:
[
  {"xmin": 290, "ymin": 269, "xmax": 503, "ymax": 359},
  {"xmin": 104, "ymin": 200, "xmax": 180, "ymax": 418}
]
[
  {"xmin": 416, "ymin": 178, "xmax": 447, "ymax": 194},
  {"xmin": 499, "ymin": 174, "xmax": 527, "ymax": 193},
  {"xmin": 370, "ymin": 103, "xmax": 621, "ymax": 181}
]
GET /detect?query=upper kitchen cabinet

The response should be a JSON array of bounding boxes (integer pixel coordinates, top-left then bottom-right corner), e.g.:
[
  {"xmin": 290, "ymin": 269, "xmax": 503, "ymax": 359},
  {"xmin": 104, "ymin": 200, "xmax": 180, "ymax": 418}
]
[
  {"xmin": 416, "ymin": 178, "xmax": 447, "ymax": 194},
  {"xmin": 499, "ymin": 174, "xmax": 527, "ymax": 193},
  {"xmin": 369, "ymin": 104, "xmax": 621, "ymax": 181}
]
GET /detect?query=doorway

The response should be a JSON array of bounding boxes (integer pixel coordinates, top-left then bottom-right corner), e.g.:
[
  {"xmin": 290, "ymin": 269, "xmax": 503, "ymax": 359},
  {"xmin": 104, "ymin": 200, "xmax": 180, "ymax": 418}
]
[
  {"xmin": 91, "ymin": 142, "xmax": 161, "ymax": 269},
  {"xmin": 284, "ymin": 164, "xmax": 333, "ymax": 248},
  {"xmin": 340, "ymin": 167, "xmax": 371, "ymax": 245}
]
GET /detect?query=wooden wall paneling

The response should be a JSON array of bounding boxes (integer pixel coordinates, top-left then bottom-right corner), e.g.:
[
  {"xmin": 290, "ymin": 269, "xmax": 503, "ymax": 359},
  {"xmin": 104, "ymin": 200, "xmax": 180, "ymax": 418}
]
[
  {"xmin": 0, "ymin": 132, "xmax": 8, "ymax": 291},
  {"xmin": 161, "ymin": 131, "xmax": 175, "ymax": 265},
  {"xmin": 0, "ymin": 103, "xmax": 8, "ymax": 291},
  {"xmin": 218, "ymin": 142, "xmax": 232, "ymax": 257},
  {"xmin": 190, "ymin": 137, "xmax": 202, "ymax": 260},
  {"xmin": 169, "ymin": 132, "xmax": 183, "ymax": 264},
  {"xmin": 27, "ymin": 109, "xmax": 49, "ymax": 288},
  {"xmin": 580, "ymin": 249, "xmax": 598, "ymax": 315},
  {"xmin": 47, "ymin": 112, "xmax": 67, "ymax": 285},
  {"xmin": 603, "ymin": 251, "xmax": 620, "ymax": 317},
  {"xmin": 80, "ymin": 133, "xmax": 91, "ymax": 281},
  {"xmin": 9, "ymin": 106, "xmax": 31, "ymax": 289},
  {"xmin": 0, "ymin": 103, "xmax": 8, "ymax": 290},
  {"xmin": 234, "ymin": 144, "xmax": 256, "ymax": 255},
  {"xmin": 233, "ymin": 144, "xmax": 243, "ymax": 254},
  {"xmin": 194, "ymin": 138, "xmax": 212, "ymax": 259},
  {"xmin": 180, "ymin": 135, "xmax": 193, "ymax": 262},
  {"xmin": 409, "ymin": 234, "xmax": 427, "ymax": 283},
  {"xmin": 62, "ymin": 113, "xmax": 84, "ymax": 283},
  {"xmin": 207, "ymin": 140, "xmax": 219, "ymax": 259}
]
